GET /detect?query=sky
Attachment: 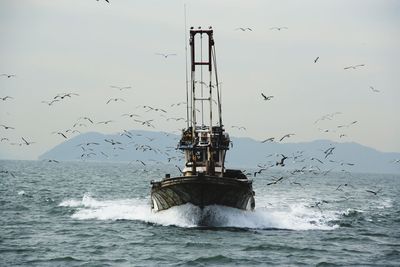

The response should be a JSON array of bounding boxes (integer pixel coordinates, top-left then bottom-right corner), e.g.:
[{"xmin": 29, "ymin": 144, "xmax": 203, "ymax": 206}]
[{"xmin": 0, "ymin": 0, "xmax": 399, "ymax": 160}]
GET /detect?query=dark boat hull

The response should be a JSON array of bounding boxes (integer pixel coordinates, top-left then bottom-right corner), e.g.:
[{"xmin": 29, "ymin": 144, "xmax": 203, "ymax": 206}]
[{"xmin": 150, "ymin": 174, "xmax": 255, "ymax": 212}]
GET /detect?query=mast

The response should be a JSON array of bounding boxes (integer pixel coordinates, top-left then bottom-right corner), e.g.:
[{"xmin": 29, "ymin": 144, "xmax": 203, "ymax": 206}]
[{"xmin": 179, "ymin": 26, "xmax": 228, "ymax": 177}]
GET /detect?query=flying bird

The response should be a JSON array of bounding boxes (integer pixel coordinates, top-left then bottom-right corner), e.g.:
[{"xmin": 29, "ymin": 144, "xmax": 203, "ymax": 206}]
[
  {"xmin": 52, "ymin": 131, "xmax": 67, "ymax": 139},
  {"xmin": 0, "ymin": 124, "xmax": 15, "ymax": 130},
  {"xmin": 344, "ymin": 64, "xmax": 365, "ymax": 70},
  {"xmin": 0, "ymin": 74, "xmax": 16, "ymax": 78},
  {"xmin": 261, "ymin": 137, "xmax": 275, "ymax": 143},
  {"xmin": 276, "ymin": 154, "xmax": 288, "ymax": 167},
  {"xmin": 21, "ymin": 137, "xmax": 35, "ymax": 145},
  {"xmin": 41, "ymin": 99, "xmax": 59, "ymax": 106},
  {"xmin": 155, "ymin": 53, "xmax": 177, "ymax": 58},
  {"xmin": 261, "ymin": 93, "xmax": 274, "ymax": 101},
  {"xmin": 97, "ymin": 120, "xmax": 113, "ymax": 125},
  {"xmin": 370, "ymin": 86, "xmax": 380, "ymax": 93},
  {"xmin": 269, "ymin": 27, "xmax": 288, "ymax": 31},
  {"xmin": 365, "ymin": 189, "xmax": 382, "ymax": 195},
  {"xmin": 110, "ymin": 85, "xmax": 131, "ymax": 90},
  {"xmin": 1, "ymin": 96, "xmax": 13, "ymax": 101},
  {"xmin": 314, "ymin": 56, "xmax": 319, "ymax": 63},
  {"xmin": 79, "ymin": 117, "xmax": 94, "ymax": 124},
  {"xmin": 106, "ymin": 98, "xmax": 125, "ymax": 104},
  {"xmin": 235, "ymin": 27, "xmax": 252, "ymax": 31},
  {"xmin": 279, "ymin": 133, "xmax": 295, "ymax": 142}
]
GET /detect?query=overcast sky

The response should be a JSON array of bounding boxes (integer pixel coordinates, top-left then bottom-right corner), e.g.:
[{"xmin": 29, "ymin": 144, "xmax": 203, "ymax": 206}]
[{"xmin": 0, "ymin": 0, "xmax": 399, "ymax": 160}]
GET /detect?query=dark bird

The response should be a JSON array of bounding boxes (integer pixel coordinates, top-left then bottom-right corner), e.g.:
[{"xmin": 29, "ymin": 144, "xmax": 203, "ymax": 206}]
[
  {"xmin": 370, "ymin": 86, "xmax": 380, "ymax": 93},
  {"xmin": 339, "ymin": 134, "xmax": 347, "ymax": 138},
  {"xmin": 0, "ymin": 74, "xmax": 16, "ymax": 78},
  {"xmin": 97, "ymin": 120, "xmax": 113, "ymax": 125},
  {"xmin": 310, "ymin": 157, "xmax": 324, "ymax": 164},
  {"xmin": 54, "ymin": 93, "xmax": 79, "ymax": 99},
  {"xmin": 0, "ymin": 124, "xmax": 15, "ymax": 130},
  {"xmin": 279, "ymin": 133, "xmax": 295, "ymax": 142},
  {"xmin": 104, "ymin": 139, "xmax": 122, "ymax": 145},
  {"xmin": 235, "ymin": 27, "xmax": 252, "ymax": 31},
  {"xmin": 267, "ymin": 176, "xmax": 284, "ymax": 185},
  {"xmin": 155, "ymin": 53, "xmax": 177, "ymax": 58},
  {"xmin": 324, "ymin": 147, "xmax": 335, "ymax": 158},
  {"xmin": 21, "ymin": 137, "xmax": 35, "ymax": 145},
  {"xmin": 79, "ymin": 117, "xmax": 94, "ymax": 124},
  {"xmin": 52, "ymin": 131, "xmax": 67, "ymax": 139},
  {"xmin": 41, "ymin": 99, "xmax": 60, "ymax": 106},
  {"xmin": 261, "ymin": 92, "xmax": 274, "ymax": 101},
  {"xmin": 344, "ymin": 64, "xmax": 365, "ymax": 70},
  {"xmin": 110, "ymin": 85, "xmax": 131, "ymax": 90},
  {"xmin": 122, "ymin": 113, "xmax": 140, "ymax": 118},
  {"xmin": 44, "ymin": 159, "xmax": 60, "ymax": 163},
  {"xmin": 314, "ymin": 56, "xmax": 319, "ymax": 63},
  {"xmin": 1, "ymin": 96, "xmax": 13, "ymax": 101},
  {"xmin": 269, "ymin": 27, "xmax": 288, "ymax": 31},
  {"xmin": 261, "ymin": 137, "xmax": 275, "ymax": 143},
  {"xmin": 276, "ymin": 154, "xmax": 288, "ymax": 167},
  {"xmin": 253, "ymin": 168, "xmax": 267, "ymax": 177},
  {"xmin": 365, "ymin": 189, "xmax": 382, "ymax": 195},
  {"xmin": 106, "ymin": 98, "xmax": 125, "ymax": 104}
]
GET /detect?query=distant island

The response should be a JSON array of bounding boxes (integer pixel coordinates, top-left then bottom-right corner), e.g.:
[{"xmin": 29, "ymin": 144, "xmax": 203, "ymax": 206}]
[{"xmin": 36, "ymin": 130, "xmax": 400, "ymax": 174}]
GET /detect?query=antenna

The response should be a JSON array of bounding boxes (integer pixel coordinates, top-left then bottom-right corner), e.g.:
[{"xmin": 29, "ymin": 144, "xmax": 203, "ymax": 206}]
[{"xmin": 184, "ymin": 4, "xmax": 190, "ymax": 128}]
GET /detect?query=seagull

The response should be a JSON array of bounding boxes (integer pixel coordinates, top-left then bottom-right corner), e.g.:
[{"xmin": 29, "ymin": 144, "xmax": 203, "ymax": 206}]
[
  {"xmin": 344, "ymin": 64, "xmax": 365, "ymax": 70},
  {"xmin": 324, "ymin": 147, "xmax": 335, "ymax": 158},
  {"xmin": 110, "ymin": 85, "xmax": 131, "ymax": 90},
  {"xmin": 314, "ymin": 56, "xmax": 319, "ymax": 63},
  {"xmin": 21, "ymin": 137, "xmax": 35, "ymax": 145},
  {"xmin": 104, "ymin": 139, "xmax": 122, "ymax": 145},
  {"xmin": 261, "ymin": 137, "xmax": 275, "ymax": 143},
  {"xmin": 235, "ymin": 27, "xmax": 252, "ymax": 31},
  {"xmin": 52, "ymin": 131, "xmax": 67, "ymax": 139},
  {"xmin": 54, "ymin": 93, "xmax": 79, "ymax": 99},
  {"xmin": 79, "ymin": 117, "xmax": 94, "ymax": 124},
  {"xmin": 267, "ymin": 176, "xmax": 284, "ymax": 185},
  {"xmin": 106, "ymin": 98, "xmax": 125, "ymax": 104},
  {"xmin": 122, "ymin": 113, "xmax": 140, "ymax": 118},
  {"xmin": 97, "ymin": 120, "xmax": 113, "ymax": 125},
  {"xmin": 155, "ymin": 53, "xmax": 177, "ymax": 58},
  {"xmin": 44, "ymin": 159, "xmax": 60, "ymax": 163},
  {"xmin": 269, "ymin": 27, "xmax": 288, "ymax": 31},
  {"xmin": 1, "ymin": 96, "xmax": 13, "ymax": 101},
  {"xmin": 0, "ymin": 74, "xmax": 16, "ymax": 78},
  {"xmin": 0, "ymin": 124, "xmax": 15, "ymax": 130},
  {"xmin": 261, "ymin": 93, "xmax": 274, "ymax": 101},
  {"xmin": 1, "ymin": 137, "xmax": 9, "ymax": 142},
  {"xmin": 370, "ymin": 86, "xmax": 380, "ymax": 93},
  {"xmin": 279, "ymin": 133, "xmax": 295, "ymax": 142},
  {"xmin": 276, "ymin": 154, "xmax": 288, "ymax": 167},
  {"xmin": 96, "ymin": 0, "xmax": 110, "ymax": 3},
  {"xmin": 310, "ymin": 157, "xmax": 324, "ymax": 164},
  {"xmin": 231, "ymin": 126, "xmax": 246, "ymax": 130},
  {"xmin": 41, "ymin": 99, "xmax": 60, "ymax": 106},
  {"xmin": 365, "ymin": 189, "xmax": 382, "ymax": 195}
]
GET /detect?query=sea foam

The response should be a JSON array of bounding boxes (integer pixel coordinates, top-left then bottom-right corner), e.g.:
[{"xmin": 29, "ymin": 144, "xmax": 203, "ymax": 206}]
[{"xmin": 59, "ymin": 193, "xmax": 339, "ymax": 230}]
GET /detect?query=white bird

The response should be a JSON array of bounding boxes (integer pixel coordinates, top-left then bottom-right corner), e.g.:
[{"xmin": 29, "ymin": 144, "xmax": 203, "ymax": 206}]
[{"xmin": 155, "ymin": 53, "xmax": 177, "ymax": 58}]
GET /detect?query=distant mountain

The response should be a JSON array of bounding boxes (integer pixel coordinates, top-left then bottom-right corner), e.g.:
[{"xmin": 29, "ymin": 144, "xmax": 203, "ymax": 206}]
[{"xmin": 38, "ymin": 130, "xmax": 400, "ymax": 174}]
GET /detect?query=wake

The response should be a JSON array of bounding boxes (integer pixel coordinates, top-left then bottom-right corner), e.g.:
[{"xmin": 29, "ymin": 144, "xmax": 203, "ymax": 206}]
[{"xmin": 59, "ymin": 192, "xmax": 341, "ymax": 230}]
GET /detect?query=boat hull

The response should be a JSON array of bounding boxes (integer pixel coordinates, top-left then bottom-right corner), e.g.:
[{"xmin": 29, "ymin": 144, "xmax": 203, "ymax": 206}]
[{"xmin": 150, "ymin": 174, "xmax": 255, "ymax": 212}]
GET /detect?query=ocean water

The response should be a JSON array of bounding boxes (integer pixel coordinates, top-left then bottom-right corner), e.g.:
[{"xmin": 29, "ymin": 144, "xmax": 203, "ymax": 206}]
[{"xmin": 1, "ymin": 160, "xmax": 399, "ymax": 266}]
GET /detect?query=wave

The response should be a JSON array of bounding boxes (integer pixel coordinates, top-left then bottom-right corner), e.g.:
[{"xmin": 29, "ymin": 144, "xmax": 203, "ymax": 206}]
[{"xmin": 59, "ymin": 193, "xmax": 340, "ymax": 230}]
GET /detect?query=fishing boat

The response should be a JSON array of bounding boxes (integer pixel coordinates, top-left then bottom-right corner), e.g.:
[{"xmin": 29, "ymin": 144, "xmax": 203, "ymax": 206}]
[{"xmin": 150, "ymin": 27, "xmax": 255, "ymax": 212}]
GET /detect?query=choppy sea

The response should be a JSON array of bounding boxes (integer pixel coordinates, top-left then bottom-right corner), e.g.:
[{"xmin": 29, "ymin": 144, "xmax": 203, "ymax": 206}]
[{"xmin": 1, "ymin": 160, "xmax": 399, "ymax": 266}]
